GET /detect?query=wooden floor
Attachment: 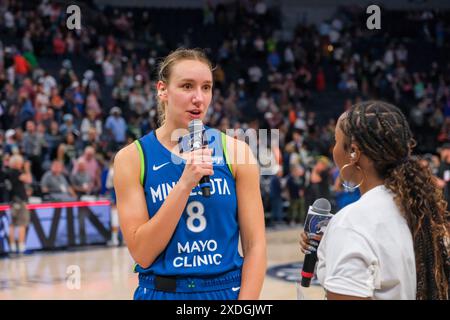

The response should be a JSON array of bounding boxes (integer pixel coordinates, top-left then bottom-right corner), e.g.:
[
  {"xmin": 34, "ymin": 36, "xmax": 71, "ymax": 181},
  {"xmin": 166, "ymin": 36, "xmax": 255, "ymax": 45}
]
[{"xmin": 0, "ymin": 227, "xmax": 324, "ymax": 300}]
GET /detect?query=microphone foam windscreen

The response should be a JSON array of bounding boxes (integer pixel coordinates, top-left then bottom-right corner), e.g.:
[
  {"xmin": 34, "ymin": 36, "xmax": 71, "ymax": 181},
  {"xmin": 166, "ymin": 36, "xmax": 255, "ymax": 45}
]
[{"xmin": 312, "ymin": 198, "xmax": 331, "ymax": 214}]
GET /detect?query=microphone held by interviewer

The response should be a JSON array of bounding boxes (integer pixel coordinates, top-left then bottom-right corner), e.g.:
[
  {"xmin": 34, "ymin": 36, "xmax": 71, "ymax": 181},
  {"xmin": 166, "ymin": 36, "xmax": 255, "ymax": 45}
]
[{"xmin": 301, "ymin": 198, "xmax": 333, "ymax": 287}]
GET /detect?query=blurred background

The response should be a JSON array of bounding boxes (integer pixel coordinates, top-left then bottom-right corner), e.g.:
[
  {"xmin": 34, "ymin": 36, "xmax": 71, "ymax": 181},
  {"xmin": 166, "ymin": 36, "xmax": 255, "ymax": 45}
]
[{"xmin": 0, "ymin": 0, "xmax": 450, "ymax": 299}]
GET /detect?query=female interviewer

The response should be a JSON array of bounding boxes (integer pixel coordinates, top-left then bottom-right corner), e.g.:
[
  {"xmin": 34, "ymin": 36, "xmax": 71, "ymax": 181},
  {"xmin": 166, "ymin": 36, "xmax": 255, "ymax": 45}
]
[{"xmin": 301, "ymin": 101, "xmax": 449, "ymax": 300}]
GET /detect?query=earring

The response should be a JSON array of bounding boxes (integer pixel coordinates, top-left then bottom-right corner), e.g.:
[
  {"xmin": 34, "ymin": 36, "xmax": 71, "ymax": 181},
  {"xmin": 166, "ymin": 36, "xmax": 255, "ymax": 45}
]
[{"xmin": 339, "ymin": 163, "xmax": 364, "ymax": 191}]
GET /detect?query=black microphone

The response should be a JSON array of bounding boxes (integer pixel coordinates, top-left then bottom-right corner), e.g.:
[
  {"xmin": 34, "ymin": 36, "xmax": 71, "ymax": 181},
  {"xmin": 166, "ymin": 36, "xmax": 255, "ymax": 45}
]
[
  {"xmin": 188, "ymin": 119, "xmax": 211, "ymax": 197},
  {"xmin": 301, "ymin": 198, "xmax": 332, "ymax": 287}
]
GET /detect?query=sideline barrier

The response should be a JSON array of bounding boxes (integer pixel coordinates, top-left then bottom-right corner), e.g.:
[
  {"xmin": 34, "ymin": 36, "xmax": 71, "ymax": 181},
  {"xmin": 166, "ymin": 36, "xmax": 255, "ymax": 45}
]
[{"xmin": 0, "ymin": 200, "xmax": 111, "ymax": 253}]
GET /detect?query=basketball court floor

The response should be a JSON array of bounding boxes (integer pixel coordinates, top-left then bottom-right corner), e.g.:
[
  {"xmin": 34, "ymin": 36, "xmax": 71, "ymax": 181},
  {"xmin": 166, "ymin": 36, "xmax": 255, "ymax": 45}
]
[{"xmin": 0, "ymin": 226, "xmax": 325, "ymax": 300}]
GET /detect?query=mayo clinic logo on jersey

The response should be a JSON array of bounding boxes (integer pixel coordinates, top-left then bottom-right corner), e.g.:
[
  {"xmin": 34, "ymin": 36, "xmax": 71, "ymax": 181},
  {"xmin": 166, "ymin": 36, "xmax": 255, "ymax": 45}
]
[
  {"xmin": 149, "ymin": 178, "xmax": 231, "ymax": 203},
  {"xmin": 173, "ymin": 239, "xmax": 222, "ymax": 268}
]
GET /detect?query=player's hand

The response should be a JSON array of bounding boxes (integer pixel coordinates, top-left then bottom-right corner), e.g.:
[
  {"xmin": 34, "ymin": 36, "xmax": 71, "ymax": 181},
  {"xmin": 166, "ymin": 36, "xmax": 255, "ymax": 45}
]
[
  {"xmin": 299, "ymin": 231, "xmax": 322, "ymax": 255},
  {"xmin": 179, "ymin": 147, "xmax": 213, "ymax": 190}
]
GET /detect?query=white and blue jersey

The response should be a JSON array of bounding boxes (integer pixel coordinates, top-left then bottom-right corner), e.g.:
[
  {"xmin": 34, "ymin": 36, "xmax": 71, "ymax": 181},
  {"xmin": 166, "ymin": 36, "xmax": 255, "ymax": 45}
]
[{"xmin": 133, "ymin": 127, "xmax": 244, "ymax": 280}]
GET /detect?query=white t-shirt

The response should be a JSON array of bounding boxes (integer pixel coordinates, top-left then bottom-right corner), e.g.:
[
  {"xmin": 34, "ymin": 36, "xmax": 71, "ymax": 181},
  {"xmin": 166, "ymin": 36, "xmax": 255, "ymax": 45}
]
[{"xmin": 316, "ymin": 185, "xmax": 416, "ymax": 299}]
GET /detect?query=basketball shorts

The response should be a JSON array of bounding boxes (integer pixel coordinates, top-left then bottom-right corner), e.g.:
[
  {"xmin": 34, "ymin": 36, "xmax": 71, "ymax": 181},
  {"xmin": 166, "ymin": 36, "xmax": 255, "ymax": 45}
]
[{"xmin": 134, "ymin": 269, "xmax": 241, "ymax": 300}]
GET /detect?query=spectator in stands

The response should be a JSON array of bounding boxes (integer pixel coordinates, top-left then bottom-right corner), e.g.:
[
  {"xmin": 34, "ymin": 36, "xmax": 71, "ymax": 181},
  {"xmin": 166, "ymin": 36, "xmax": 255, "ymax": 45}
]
[
  {"xmin": 112, "ymin": 78, "xmax": 129, "ymax": 109},
  {"xmin": 267, "ymin": 49, "xmax": 281, "ymax": 71},
  {"xmin": 49, "ymin": 86, "xmax": 64, "ymax": 123},
  {"xmin": 128, "ymin": 86, "xmax": 147, "ymax": 116},
  {"xmin": 13, "ymin": 127, "xmax": 24, "ymax": 152},
  {"xmin": 269, "ymin": 165, "xmax": 284, "ymax": 226},
  {"xmin": 59, "ymin": 113, "xmax": 79, "ymax": 137},
  {"xmin": 316, "ymin": 67, "xmax": 326, "ymax": 92},
  {"xmin": 34, "ymin": 83, "xmax": 49, "ymax": 122},
  {"xmin": 0, "ymin": 148, "xmax": 7, "ymax": 203},
  {"xmin": 105, "ymin": 106, "xmax": 127, "ymax": 149},
  {"xmin": 40, "ymin": 104, "xmax": 56, "ymax": 129},
  {"xmin": 85, "ymin": 91, "xmax": 102, "ymax": 116},
  {"xmin": 52, "ymin": 32, "xmax": 66, "ymax": 59},
  {"xmin": 41, "ymin": 71, "xmax": 57, "ymax": 96},
  {"xmin": 82, "ymin": 127, "xmax": 101, "ymax": 150},
  {"xmin": 6, "ymin": 154, "xmax": 32, "ymax": 254},
  {"xmin": 18, "ymin": 91, "xmax": 35, "ymax": 125},
  {"xmin": 436, "ymin": 143, "xmax": 450, "ymax": 211},
  {"xmin": 44, "ymin": 121, "xmax": 62, "ymax": 161},
  {"xmin": 71, "ymin": 82, "xmax": 85, "ymax": 118},
  {"xmin": 14, "ymin": 51, "xmax": 30, "ymax": 84},
  {"xmin": 305, "ymin": 156, "xmax": 332, "ymax": 208},
  {"xmin": 22, "ymin": 120, "xmax": 47, "ymax": 180},
  {"xmin": 80, "ymin": 109, "xmax": 102, "ymax": 143},
  {"xmin": 56, "ymin": 131, "xmax": 79, "ymax": 172},
  {"xmin": 4, "ymin": 128, "xmax": 19, "ymax": 155},
  {"xmin": 248, "ymin": 63, "xmax": 263, "ymax": 94},
  {"xmin": 70, "ymin": 158, "xmax": 93, "ymax": 198},
  {"xmin": 102, "ymin": 56, "xmax": 115, "ymax": 87},
  {"xmin": 286, "ymin": 164, "xmax": 306, "ymax": 225},
  {"xmin": 40, "ymin": 160, "xmax": 76, "ymax": 201},
  {"xmin": 72, "ymin": 146, "xmax": 101, "ymax": 193}
]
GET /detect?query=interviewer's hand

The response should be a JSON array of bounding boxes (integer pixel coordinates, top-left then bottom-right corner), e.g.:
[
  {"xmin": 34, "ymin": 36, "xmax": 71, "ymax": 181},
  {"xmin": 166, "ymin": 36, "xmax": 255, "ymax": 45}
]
[{"xmin": 299, "ymin": 231, "xmax": 322, "ymax": 255}]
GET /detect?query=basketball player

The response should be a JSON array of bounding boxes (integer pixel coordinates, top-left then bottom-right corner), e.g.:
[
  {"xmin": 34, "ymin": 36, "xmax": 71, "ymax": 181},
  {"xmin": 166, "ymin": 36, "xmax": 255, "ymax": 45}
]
[{"xmin": 113, "ymin": 48, "xmax": 267, "ymax": 300}]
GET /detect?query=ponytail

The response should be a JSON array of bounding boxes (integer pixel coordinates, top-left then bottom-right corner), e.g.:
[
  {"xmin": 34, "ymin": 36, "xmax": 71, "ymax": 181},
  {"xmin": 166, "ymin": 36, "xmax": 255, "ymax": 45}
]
[{"xmin": 385, "ymin": 158, "xmax": 449, "ymax": 299}]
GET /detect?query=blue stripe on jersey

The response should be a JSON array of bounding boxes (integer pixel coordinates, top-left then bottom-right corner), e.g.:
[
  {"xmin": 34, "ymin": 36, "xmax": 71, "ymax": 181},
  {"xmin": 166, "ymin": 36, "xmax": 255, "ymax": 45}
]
[{"xmin": 134, "ymin": 127, "xmax": 243, "ymax": 276}]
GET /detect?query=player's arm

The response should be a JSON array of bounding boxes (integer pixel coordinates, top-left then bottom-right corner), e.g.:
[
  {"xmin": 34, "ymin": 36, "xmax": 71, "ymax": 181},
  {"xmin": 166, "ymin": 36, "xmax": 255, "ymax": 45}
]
[
  {"xmin": 113, "ymin": 143, "xmax": 191, "ymax": 268},
  {"xmin": 113, "ymin": 143, "xmax": 212, "ymax": 269},
  {"xmin": 228, "ymin": 136, "xmax": 267, "ymax": 300}
]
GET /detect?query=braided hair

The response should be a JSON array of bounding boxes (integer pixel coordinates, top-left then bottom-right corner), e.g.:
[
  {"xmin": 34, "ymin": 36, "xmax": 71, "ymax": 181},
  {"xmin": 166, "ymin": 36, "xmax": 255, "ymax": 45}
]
[{"xmin": 340, "ymin": 100, "xmax": 450, "ymax": 300}]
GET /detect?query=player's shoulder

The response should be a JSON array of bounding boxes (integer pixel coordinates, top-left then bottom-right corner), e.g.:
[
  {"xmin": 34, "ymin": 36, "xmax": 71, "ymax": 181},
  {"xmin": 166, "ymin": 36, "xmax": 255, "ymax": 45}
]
[
  {"xmin": 114, "ymin": 141, "xmax": 140, "ymax": 167},
  {"xmin": 221, "ymin": 131, "xmax": 252, "ymax": 154},
  {"xmin": 220, "ymin": 131, "xmax": 258, "ymax": 175}
]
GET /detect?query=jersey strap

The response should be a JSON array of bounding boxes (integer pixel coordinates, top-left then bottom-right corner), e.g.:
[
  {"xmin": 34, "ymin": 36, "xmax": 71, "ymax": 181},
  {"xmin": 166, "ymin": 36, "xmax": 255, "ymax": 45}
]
[
  {"xmin": 221, "ymin": 132, "xmax": 234, "ymax": 178},
  {"xmin": 134, "ymin": 140, "xmax": 146, "ymax": 186}
]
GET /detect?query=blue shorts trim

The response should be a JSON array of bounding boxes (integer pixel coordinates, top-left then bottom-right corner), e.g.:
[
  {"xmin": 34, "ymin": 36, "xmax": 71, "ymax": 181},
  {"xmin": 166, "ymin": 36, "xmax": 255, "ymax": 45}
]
[
  {"xmin": 133, "ymin": 285, "xmax": 240, "ymax": 300},
  {"xmin": 135, "ymin": 269, "xmax": 241, "ymax": 298}
]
